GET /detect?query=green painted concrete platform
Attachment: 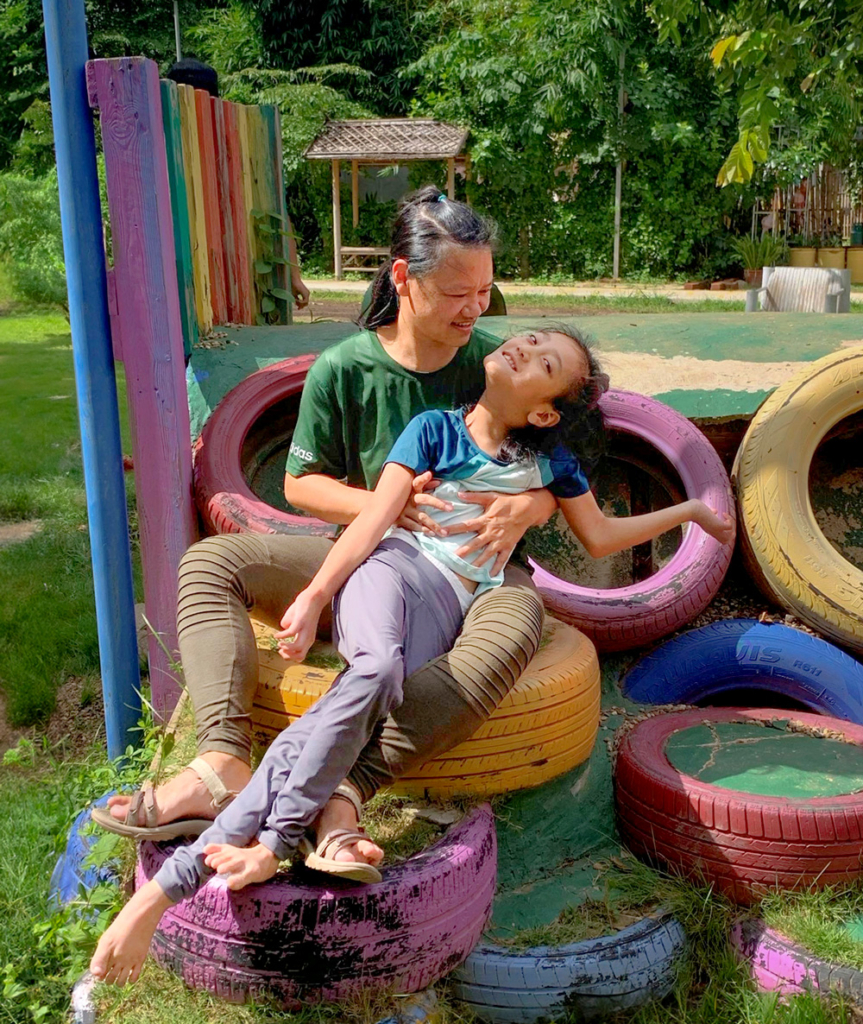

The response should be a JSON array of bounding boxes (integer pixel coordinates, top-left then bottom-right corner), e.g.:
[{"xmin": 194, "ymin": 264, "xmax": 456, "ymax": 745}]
[{"xmin": 188, "ymin": 314, "xmax": 863, "ymax": 439}]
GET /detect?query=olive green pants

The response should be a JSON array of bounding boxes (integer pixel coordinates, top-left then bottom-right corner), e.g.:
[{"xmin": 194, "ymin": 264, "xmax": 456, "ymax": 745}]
[{"xmin": 176, "ymin": 533, "xmax": 544, "ymax": 802}]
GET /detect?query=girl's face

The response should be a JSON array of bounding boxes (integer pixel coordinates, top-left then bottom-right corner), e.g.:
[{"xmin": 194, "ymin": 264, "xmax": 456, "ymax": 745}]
[
  {"xmin": 485, "ymin": 331, "xmax": 589, "ymax": 427},
  {"xmin": 392, "ymin": 247, "xmax": 494, "ymax": 350}
]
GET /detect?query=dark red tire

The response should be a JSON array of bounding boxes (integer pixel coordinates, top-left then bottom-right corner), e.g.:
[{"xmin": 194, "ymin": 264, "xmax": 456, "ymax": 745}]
[
  {"xmin": 614, "ymin": 708, "xmax": 863, "ymax": 904},
  {"xmin": 137, "ymin": 804, "xmax": 496, "ymax": 1006},
  {"xmin": 530, "ymin": 390, "xmax": 735, "ymax": 652},
  {"xmin": 193, "ymin": 354, "xmax": 337, "ymax": 537}
]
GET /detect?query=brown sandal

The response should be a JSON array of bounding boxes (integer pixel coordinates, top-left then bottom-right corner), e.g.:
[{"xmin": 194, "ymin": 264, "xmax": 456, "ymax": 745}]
[
  {"xmin": 89, "ymin": 757, "xmax": 237, "ymax": 841},
  {"xmin": 299, "ymin": 828, "xmax": 383, "ymax": 883}
]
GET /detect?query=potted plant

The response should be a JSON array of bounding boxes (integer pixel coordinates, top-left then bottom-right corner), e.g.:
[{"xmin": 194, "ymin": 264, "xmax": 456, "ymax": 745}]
[
  {"xmin": 817, "ymin": 233, "xmax": 846, "ymax": 269},
  {"xmin": 787, "ymin": 233, "xmax": 817, "ymax": 267},
  {"xmin": 729, "ymin": 235, "xmax": 788, "ymax": 287}
]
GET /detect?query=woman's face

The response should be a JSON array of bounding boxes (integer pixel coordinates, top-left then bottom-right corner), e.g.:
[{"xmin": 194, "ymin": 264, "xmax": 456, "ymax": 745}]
[{"xmin": 394, "ymin": 247, "xmax": 494, "ymax": 349}]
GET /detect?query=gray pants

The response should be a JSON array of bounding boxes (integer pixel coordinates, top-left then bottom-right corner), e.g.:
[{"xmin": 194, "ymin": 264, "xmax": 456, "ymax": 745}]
[
  {"xmin": 155, "ymin": 540, "xmax": 464, "ymax": 902},
  {"xmin": 176, "ymin": 533, "xmax": 543, "ymax": 803}
]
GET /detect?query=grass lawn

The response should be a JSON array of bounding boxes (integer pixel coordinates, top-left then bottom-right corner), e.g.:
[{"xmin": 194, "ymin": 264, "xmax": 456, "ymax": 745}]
[
  {"xmin": 0, "ymin": 310, "xmax": 140, "ymax": 727},
  {"xmin": 3, "ymin": 303, "xmax": 863, "ymax": 1023}
]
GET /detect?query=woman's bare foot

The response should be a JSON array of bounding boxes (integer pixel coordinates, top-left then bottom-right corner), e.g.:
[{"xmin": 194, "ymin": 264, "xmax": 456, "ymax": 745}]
[
  {"xmin": 203, "ymin": 841, "xmax": 279, "ymax": 890},
  {"xmin": 106, "ymin": 753, "xmax": 252, "ymax": 826},
  {"xmin": 90, "ymin": 880, "xmax": 173, "ymax": 986},
  {"xmin": 315, "ymin": 794, "xmax": 384, "ymax": 867}
]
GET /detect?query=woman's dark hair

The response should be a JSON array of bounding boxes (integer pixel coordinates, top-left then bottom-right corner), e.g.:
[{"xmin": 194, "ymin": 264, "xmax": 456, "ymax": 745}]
[
  {"xmin": 359, "ymin": 185, "xmax": 496, "ymax": 330},
  {"xmin": 499, "ymin": 323, "xmax": 609, "ymax": 473},
  {"xmin": 166, "ymin": 59, "xmax": 220, "ymax": 97}
]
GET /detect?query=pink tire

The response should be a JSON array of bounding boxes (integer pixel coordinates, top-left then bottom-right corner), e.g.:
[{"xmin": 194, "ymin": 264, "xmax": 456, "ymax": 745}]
[
  {"xmin": 530, "ymin": 389, "xmax": 735, "ymax": 651},
  {"xmin": 193, "ymin": 354, "xmax": 336, "ymax": 537},
  {"xmin": 733, "ymin": 918, "xmax": 863, "ymax": 1004},
  {"xmin": 137, "ymin": 804, "xmax": 496, "ymax": 1006}
]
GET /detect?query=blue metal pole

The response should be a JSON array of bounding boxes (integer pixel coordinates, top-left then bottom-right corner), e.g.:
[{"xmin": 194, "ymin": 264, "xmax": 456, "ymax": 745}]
[{"xmin": 42, "ymin": 0, "xmax": 141, "ymax": 758}]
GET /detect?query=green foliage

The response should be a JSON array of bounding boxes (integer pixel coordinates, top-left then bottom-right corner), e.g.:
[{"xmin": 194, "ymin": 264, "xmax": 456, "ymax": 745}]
[
  {"xmin": 728, "ymin": 233, "xmax": 787, "ymax": 270},
  {"xmin": 0, "ymin": 0, "xmax": 47, "ymax": 171},
  {"xmin": 0, "ymin": 168, "xmax": 66, "ymax": 307},
  {"xmin": 0, "ymin": 715, "xmax": 162, "ymax": 1024},
  {"xmin": 651, "ymin": 0, "xmax": 863, "ymax": 182},
  {"xmin": 409, "ymin": 0, "xmax": 761, "ymax": 279},
  {"xmin": 235, "ymin": 0, "xmax": 432, "ymax": 114}
]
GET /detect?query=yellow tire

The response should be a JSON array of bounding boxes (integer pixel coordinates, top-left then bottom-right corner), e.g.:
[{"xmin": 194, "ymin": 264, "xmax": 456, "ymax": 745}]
[
  {"xmin": 732, "ymin": 346, "xmax": 863, "ymax": 653},
  {"xmin": 251, "ymin": 617, "xmax": 600, "ymax": 798}
]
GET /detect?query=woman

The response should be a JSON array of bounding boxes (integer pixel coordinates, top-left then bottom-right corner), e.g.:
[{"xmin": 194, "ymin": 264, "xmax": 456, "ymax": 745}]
[{"xmin": 93, "ymin": 187, "xmax": 553, "ymax": 874}]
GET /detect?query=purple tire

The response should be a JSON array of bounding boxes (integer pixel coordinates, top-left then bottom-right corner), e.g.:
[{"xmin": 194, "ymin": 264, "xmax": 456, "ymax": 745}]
[
  {"xmin": 137, "ymin": 804, "xmax": 496, "ymax": 1007},
  {"xmin": 733, "ymin": 918, "xmax": 863, "ymax": 1004},
  {"xmin": 530, "ymin": 390, "xmax": 735, "ymax": 651}
]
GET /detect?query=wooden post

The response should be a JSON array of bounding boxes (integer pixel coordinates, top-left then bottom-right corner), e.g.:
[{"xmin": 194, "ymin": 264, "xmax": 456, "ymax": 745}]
[
  {"xmin": 159, "ymin": 80, "xmax": 198, "ymax": 359},
  {"xmin": 195, "ymin": 88, "xmax": 227, "ymax": 323},
  {"xmin": 177, "ymin": 83, "xmax": 212, "ymax": 333},
  {"xmin": 351, "ymin": 160, "xmax": 359, "ymax": 228},
  {"xmin": 236, "ymin": 105, "xmax": 259, "ymax": 319},
  {"xmin": 212, "ymin": 96, "xmax": 240, "ymax": 323},
  {"xmin": 447, "ymin": 157, "xmax": 455, "ymax": 200},
  {"xmin": 612, "ymin": 49, "xmax": 625, "ymax": 280},
  {"xmin": 261, "ymin": 104, "xmax": 291, "ymax": 324},
  {"xmin": 223, "ymin": 101, "xmax": 254, "ymax": 323},
  {"xmin": 87, "ymin": 56, "xmax": 196, "ymax": 719},
  {"xmin": 333, "ymin": 159, "xmax": 342, "ymax": 279}
]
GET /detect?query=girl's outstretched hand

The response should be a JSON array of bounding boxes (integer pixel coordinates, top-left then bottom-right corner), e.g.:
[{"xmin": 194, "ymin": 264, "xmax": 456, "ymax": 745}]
[
  {"xmin": 275, "ymin": 589, "xmax": 325, "ymax": 662},
  {"xmin": 692, "ymin": 502, "xmax": 736, "ymax": 546}
]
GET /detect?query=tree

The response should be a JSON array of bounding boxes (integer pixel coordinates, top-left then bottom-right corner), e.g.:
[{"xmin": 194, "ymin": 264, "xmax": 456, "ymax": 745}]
[
  {"xmin": 234, "ymin": 0, "xmax": 431, "ymax": 114},
  {"xmin": 0, "ymin": 0, "xmax": 205, "ymax": 173},
  {"xmin": 651, "ymin": 0, "xmax": 863, "ymax": 183},
  {"xmin": 409, "ymin": 0, "xmax": 752, "ymax": 278}
]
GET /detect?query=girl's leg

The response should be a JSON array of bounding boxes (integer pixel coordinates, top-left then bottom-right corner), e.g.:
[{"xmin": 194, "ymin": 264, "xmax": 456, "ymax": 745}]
[
  {"xmin": 106, "ymin": 532, "xmax": 333, "ymax": 826},
  {"xmin": 346, "ymin": 563, "xmax": 543, "ymax": 800},
  {"xmin": 258, "ymin": 547, "xmax": 463, "ymax": 860}
]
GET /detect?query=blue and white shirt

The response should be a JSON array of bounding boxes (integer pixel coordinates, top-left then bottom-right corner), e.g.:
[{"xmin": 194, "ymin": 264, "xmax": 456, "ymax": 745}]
[{"xmin": 384, "ymin": 409, "xmax": 589, "ymax": 599}]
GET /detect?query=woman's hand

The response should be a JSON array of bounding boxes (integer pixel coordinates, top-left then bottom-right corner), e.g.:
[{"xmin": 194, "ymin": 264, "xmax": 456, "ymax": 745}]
[
  {"xmin": 691, "ymin": 501, "xmax": 736, "ymax": 546},
  {"xmin": 275, "ymin": 589, "xmax": 327, "ymax": 662},
  {"xmin": 393, "ymin": 470, "xmax": 451, "ymax": 536},
  {"xmin": 447, "ymin": 489, "xmax": 557, "ymax": 575}
]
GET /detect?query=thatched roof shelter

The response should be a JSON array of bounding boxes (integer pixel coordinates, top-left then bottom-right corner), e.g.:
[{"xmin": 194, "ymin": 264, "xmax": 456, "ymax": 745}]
[{"xmin": 305, "ymin": 119, "xmax": 469, "ymax": 278}]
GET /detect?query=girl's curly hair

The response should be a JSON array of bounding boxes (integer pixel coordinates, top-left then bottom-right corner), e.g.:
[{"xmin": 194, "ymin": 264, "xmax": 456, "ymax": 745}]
[{"xmin": 498, "ymin": 323, "xmax": 609, "ymax": 473}]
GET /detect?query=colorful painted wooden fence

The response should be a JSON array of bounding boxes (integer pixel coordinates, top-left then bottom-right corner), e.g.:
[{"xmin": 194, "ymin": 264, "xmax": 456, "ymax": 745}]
[{"xmin": 87, "ymin": 55, "xmax": 291, "ymax": 717}]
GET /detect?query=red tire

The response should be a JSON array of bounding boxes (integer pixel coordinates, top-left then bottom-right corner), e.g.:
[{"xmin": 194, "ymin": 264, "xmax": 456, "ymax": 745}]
[
  {"xmin": 193, "ymin": 354, "xmax": 336, "ymax": 537},
  {"xmin": 530, "ymin": 390, "xmax": 735, "ymax": 651},
  {"xmin": 138, "ymin": 804, "xmax": 496, "ymax": 1006},
  {"xmin": 614, "ymin": 708, "xmax": 863, "ymax": 904}
]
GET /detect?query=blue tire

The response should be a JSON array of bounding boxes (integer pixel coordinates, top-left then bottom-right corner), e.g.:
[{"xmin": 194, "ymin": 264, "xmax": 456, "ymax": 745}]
[
  {"xmin": 49, "ymin": 792, "xmax": 119, "ymax": 907},
  {"xmin": 622, "ymin": 619, "xmax": 863, "ymax": 721},
  {"xmin": 449, "ymin": 913, "xmax": 686, "ymax": 1023}
]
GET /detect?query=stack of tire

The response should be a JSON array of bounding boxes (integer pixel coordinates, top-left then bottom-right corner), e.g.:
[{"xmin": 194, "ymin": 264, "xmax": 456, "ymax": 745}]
[
  {"xmin": 188, "ymin": 356, "xmax": 743, "ymax": 1017},
  {"xmin": 613, "ymin": 348, "xmax": 863, "ymax": 1007}
]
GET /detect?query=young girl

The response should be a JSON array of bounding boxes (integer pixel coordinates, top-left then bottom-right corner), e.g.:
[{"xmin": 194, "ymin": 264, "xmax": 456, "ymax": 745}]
[{"xmin": 90, "ymin": 327, "xmax": 733, "ymax": 986}]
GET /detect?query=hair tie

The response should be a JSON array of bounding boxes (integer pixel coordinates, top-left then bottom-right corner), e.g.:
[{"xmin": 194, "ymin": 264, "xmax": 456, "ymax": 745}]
[{"xmin": 437, "ymin": 194, "xmax": 447, "ymax": 203}]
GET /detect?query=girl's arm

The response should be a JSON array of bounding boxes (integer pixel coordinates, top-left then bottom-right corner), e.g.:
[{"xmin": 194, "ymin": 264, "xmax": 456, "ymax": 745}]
[
  {"xmin": 558, "ymin": 491, "xmax": 734, "ymax": 559},
  {"xmin": 276, "ymin": 462, "xmax": 416, "ymax": 660}
]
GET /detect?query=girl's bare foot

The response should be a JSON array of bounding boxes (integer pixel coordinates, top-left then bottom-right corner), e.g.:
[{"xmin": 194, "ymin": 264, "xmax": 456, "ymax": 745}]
[
  {"xmin": 203, "ymin": 841, "xmax": 279, "ymax": 890},
  {"xmin": 315, "ymin": 795, "xmax": 384, "ymax": 867},
  {"xmin": 106, "ymin": 753, "xmax": 252, "ymax": 826},
  {"xmin": 90, "ymin": 880, "xmax": 173, "ymax": 986}
]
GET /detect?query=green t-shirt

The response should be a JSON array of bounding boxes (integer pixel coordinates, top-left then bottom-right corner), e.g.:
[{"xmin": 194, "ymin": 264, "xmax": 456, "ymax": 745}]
[{"xmin": 285, "ymin": 327, "xmax": 501, "ymax": 489}]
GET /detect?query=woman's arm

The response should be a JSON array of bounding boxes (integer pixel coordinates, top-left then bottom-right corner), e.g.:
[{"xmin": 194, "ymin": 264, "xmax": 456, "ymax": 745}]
[
  {"xmin": 276, "ymin": 463, "xmax": 416, "ymax": 660},
  {"xmin": 285, "ymin": 470, "xmax": 452, "ymax": 534},
  {"xmin": 284, "ymin": 472, "xmax": 368, "ymax": 525},
  {"xmin": 558, "ymin": 491, "xmax": 734, "ymax": 559},
  {"xmin": 445, "ymin": 488, "xmax": 558, "ymax": 575}
]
